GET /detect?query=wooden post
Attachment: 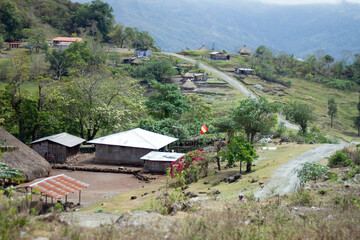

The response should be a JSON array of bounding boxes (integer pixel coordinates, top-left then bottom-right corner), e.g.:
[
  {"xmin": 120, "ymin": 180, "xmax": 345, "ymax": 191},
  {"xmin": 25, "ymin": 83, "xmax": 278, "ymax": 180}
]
[
  {"xmin": 79, "ymin": 190, "xmax": 81, "ymax": 205},
  {"xmin": 45, "ymin": 195, "xmax": 47, "ymax": 205},
  {"xmin": 65, "ymin": 195, "xmax": 67, "ymax": 204}
]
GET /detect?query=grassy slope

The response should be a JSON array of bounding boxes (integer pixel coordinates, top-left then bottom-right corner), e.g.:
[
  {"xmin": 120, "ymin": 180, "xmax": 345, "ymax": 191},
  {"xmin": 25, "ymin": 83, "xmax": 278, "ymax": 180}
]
[
  {"xmin": 176, "ymin": 51, "xmax": 360, "ymax": 142},
  {"xmin": 81, "ymin": 143, "xmax": 316, "ymax": 214}
]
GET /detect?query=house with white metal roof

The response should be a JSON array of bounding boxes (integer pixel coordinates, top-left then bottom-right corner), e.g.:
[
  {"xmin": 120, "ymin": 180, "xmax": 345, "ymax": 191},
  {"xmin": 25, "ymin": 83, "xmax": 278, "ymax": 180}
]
[
  {"xmin": 141, "ymin": 151, "xmax": 184, "ymax": 173},
  {"xmin": 88, "ymin": 128, "xmax": 178, "ymax": 166},
  {"xmin": 31, "ymin": 133, "xmax": 85, "ymax": 164}
]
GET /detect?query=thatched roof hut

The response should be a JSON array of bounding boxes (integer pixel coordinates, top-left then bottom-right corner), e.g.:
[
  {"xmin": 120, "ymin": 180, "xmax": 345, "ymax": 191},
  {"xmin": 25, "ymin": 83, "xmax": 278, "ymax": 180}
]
[
  {"xmin": 0, "ymin": 127, "xmax": 51, "ymax": 181},
  {"xmin": 198, "ymin": 45, "xmax": 209, "ymax": 51},
  {"xmin": 238, "ymin": 45, "xmax": 251, "ymax": 55},
  {"xmin": 181, "ymin": 79, "xmax": 197, "ymax": 90}
]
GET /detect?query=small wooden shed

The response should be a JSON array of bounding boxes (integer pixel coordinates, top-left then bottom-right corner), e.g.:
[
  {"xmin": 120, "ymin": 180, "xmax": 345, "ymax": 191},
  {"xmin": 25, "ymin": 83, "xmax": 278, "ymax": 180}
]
[
  {"xmin": 210, "ymin": 52, "xmax": 230, "ymax": 60},
  {"xmin": 88, "ymin": 128, "xmax": 178, "ymax": 166},
  {"xmin": 9, "ymin": 42, "xmax": 20, "ymax": 48},
  {"xmin": 234, "ymin": 67, "xmax": 254, "ymax": 75},
  {"xmin": 31, "ymin": 133, "xmax": 85, "ymax": 164},
  {"xmin": 141, "ymin": 151, "xmax": 185, "ymax": 174}
]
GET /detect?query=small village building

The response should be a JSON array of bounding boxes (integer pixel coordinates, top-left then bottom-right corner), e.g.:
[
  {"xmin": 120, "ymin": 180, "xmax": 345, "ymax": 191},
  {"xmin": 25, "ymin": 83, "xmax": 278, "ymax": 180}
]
[
  {"xmin": 198, "ymin": 45, "xmax": 209, "ymax": 51},
  {"xmin": 181, "ymin": 79, "xmax": 197, "ymax": 90},
  {"xmin": 234, "ymin": 67, "xmax": 254, "ymax": 75},
  {"xmin": 194, "ymin": 73, "xmax": 207, "ymax": 81},
  {"xmin": 141, "ymin": 151, "xmax": 185, "ymax": 174},
  {"xmin": 131, "ymin": 58, "xmax": 143, "ymax": 66},
  {"xmin": 88, "ymin": 128, "xmax": 178, "ymax": 166},
  {"xmin": 0, "ymin": 127, "xmax": 51, "ymax": 181},
  {"xmin": 134, "ymin": 49, "xmax": 152, "ymax": 58},
  {"xmin": 210, "ymin": 52, "xmax": 230, "ymax": 60},
  {"xmin": 238, "ymin": 45, "xmax": 251, "ymax": 55},
  {"xmin": 58, "ymin": 42, "xmax": 72, "ymax": 51},
  {"xmin": 182, "ymin": 72, "xmax": 194, "ymax": 81},
  {"xmin": 31, "ymin": 133, "xmax": 85, "ymax": 164},
  {"xmin": 52, "ymin": 37, "xmax": 83, "ymax": 46},
  {"xmin": 9, "ymin": 42, "xmax": 20, "ymax": 48}
]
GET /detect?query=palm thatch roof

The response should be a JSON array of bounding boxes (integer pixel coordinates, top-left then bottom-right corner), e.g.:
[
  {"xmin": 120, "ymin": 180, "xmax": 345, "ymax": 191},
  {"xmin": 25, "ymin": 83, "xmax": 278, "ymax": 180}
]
[
  {"xmin": 0, "ymin": 127, "xmax": 51, "ymax": 181},
  {"xmin": 238, "ymin": 45, "xmax": 251, "ymax": 55},
  {"xmin": 198, "ymin": 45, "xmax": 209, "ymax": 51},
  {"xmin": 181, "ymin": 79, "xmax": 197, "ymax": 90}
]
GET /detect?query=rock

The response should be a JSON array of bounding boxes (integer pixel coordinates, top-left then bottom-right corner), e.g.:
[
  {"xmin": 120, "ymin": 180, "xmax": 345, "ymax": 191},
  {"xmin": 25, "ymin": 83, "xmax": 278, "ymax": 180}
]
[
  {"xmin": 116, "ymin": 211, "xmax": 173, "ymax": 231},
  {"xmin": 213, "ymin": 190, "xmax": 221, "ymax": 195},
  {"xmin": 130, "ymin": 196, "xmax": 137, "ymax": 200},
  {"xmin": 198, "ymin": 192, "xmax": 207, "ymax": 194},
  {"xmin": 234, "ymin": 173, "xmax": 241, "ymax": 180},
  {"xmin": 203, "ymin": 181, "xmax": 210, "ymax": 185},
  {"xmin": 170, "ymin": 204, "xmax": 182, "ymax": 215},
  {"xmin": 185, "ymin": 192, "xmax": 198, "ymax": 198},
  {"xmin": 228, "ymin": 177, "xmax": 236, "ymax": 183},
  {"xmin": 223, "ymin": 177, "xmax": 228, "ymax": 182},
  {"xmin": 143, "ymin": 192, "xmax": 148, "ymax": 196},
  {"xmin": 280, "ymin": 138, "xmax": 290, "ymax": 143},
  {"xmin": 250, "ymin": 179, "xmax": 258, "ymax": 183},
  {"xmin": 310, "ymin": 141, "xmax": 315, "ymax": 144},
  {"xmin": 311, "ymin": 183, "xmax": 328, "ymax": 189},
  {"xmin": 151, "ymin": 191, "xmax": 156, "ymax": 193}
]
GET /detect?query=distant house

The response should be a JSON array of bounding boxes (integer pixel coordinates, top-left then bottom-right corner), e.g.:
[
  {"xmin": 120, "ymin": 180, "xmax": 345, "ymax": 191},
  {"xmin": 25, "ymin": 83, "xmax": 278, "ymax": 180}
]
[
  {"xmin": 88, "ymin": 128, "xmax": 178, "ymax": 166},
  {"xmin": 194, "ymin": 73, "xmax": 207, "ymax": 81},
  {"xmin": 9, "ymin": 42, "xmax": 20, "ymax": 48},
  {"xmin": 238, "ymin": 45, "xmax": 251, "ymax": 55},
  {"xmin": 31, "ymin": 133, "xmax": 85, "ymax": 164},
  {"xmin": 234, "ymin": 67, "xmax": 254, "ymax": 75},
  {"xmin": 182, "ymin": 72, "xmax": 194, "ymax": 81},
  {"xmin": 58, "ymin": 42, "xmax": 72, "ymax": 51},
  {"xmin": 198, "ymin": 45, "xmax": 209, "ymax": 51},
  {"xmin": 134, "ymin": 49, "xmax": 152, "ymax": 58},
  {"xmin": 52, "ymin": 37, "xmax": 83, "ymax": 46},
  {"xmin": 141, "ymin": 151, "xmax": 185, "ymax": 174},
  {"xmin": 210, "ymin": 52, "xmax": 230, "ymax": 60}
]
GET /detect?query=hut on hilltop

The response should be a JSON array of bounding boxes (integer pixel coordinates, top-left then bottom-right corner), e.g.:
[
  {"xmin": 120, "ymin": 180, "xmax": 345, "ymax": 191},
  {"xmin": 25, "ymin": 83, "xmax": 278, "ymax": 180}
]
[
  {"xmin": 0, "ymin": 127, "xmax": 51, "ymax": 181},
  {"xmin": 181, "ymin": 79, "xmax": 197, "ymax": 90},
  {"xmin": 198, "ymin": 45, "xmax": 209, "ymax": 51},
  {"xmin": 238, "ymin": 45, "xmax": 251, "ymax": 55}
]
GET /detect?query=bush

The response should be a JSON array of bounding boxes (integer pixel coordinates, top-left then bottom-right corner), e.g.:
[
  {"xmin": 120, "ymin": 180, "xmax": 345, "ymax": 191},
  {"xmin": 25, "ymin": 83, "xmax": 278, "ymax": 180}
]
[
  {"xmin": 94, "ymin": 207, "xmax": 104, "ymax": 213},
  {"xmin": 293, "ymin": 162, "xmax": 330, "ymax": 185},
  {"xmin": 290, "ymin": 189, "xmax": 313, "ymax": 206},
  {"xmin": 345, "ymin": 166, "xmax": 360, "ymax": 180},
  {"xmin": 328, "ymin": 151, "xmax": 353, "ymax": 168}
]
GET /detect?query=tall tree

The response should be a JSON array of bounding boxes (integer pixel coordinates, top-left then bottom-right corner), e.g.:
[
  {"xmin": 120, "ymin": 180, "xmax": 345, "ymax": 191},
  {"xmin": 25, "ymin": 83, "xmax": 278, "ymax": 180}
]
[
  {"xmin": 284, "ymin": 101, "xmax": 315, "ymax": 134},
  {"xmin": 232, "ymin": 97, "xmax": 277, "ymax": 144},
  {"xmin": 355, "ymin": 94, "xmax": 360, "ymax": 136},
  {"xmin": 221, "ymin": 136, "xmax": 258, "ymax": 173},
  {"xmin": 327, "ymin": 98, "xmax": 337, "ymax": 128},
  {"xmin": 0, "ymin": 0, "xmax": 22, "ymax": 41},
  {"xmin": 145, "ymin": 81, "xmax": 189, "ymax": 119}
]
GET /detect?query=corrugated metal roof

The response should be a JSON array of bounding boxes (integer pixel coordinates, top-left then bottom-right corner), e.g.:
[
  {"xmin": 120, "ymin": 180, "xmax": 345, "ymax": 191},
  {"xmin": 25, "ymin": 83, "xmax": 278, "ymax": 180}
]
[
  {"xmin": 30, "ymin": 133, "xmax": 85, "ymax": 148},
  {"xmin": 88, "ymin": 128, "xmax": 177, "ymax": 150},
  {"xmin": 52, "ymin": 37, "xmax": 83, "ymax": 42},
  {"xmin": 20, "ymin": 174, "xmax": 89, "ymax": 199},
  {"xmin": 141, "ymin": 151, "xmax": 185, "ymax": 162}
]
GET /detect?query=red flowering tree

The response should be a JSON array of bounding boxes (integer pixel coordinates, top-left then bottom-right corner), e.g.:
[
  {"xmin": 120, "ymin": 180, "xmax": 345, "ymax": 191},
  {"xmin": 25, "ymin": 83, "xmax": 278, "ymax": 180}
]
[{"xmin": 169, "ymin": 149, "xmax": 213, "ymax": 186}]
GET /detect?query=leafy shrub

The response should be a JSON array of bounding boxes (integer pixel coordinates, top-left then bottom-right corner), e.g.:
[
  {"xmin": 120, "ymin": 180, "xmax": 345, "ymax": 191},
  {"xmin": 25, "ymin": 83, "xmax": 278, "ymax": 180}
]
[
  {"xmin": 328, "ymin": 172, "xmax": 339, "ymax": 183},
  {"xmin": 342, "ymin": 147, "xmax": 360, "ymax": 165},
  {"xmin": 55, "ymin": 202, "xmax": 64, "ymax": 212},
  {"xmin": 290, "ymin": 189, "xmax": 313, "ymax": 206},
  {"xmin": 328, "ymin": 151, "xmax": 353, "ymax": 168},
  {"xmin": 318, "ymin": 189, "xmax": 327, "ymax": 195},
  {"xmin": 151, "ymin": 190, "xmax": 188, "ymax": 215},
  {"xmin": 345, "ymin": 166, "xmax": 360, "ymax": 180},
  {"xmin": 94, "ymin": 207, "xmax": 104, "ymax": 213},
  {"xmin": 314, "ymin": 76, "xmax": 357, "ymax": 90},
  {"xmin": 293, "ymin": 162, "xmax": 330, "ymax": 185}
]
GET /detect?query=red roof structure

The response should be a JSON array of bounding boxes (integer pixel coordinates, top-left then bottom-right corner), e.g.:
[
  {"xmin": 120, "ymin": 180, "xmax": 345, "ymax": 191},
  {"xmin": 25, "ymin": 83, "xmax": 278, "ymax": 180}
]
[
  {"xmin": 20, "ymin": 174, "xmax": 89, "ymax": 199},
  {"xmin": 52, "ymin": 37, "xmax": 83, "ymax": 43}
]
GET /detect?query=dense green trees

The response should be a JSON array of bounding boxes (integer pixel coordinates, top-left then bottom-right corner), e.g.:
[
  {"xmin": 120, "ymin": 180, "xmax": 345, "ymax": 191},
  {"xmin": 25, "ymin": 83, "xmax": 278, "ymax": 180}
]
[
  {"xmin": 284, "ymin": 101, "xmax": 315, "ymax": 134},
  {"xmin": 232, "ymin": 97, "xmax": 278, "ymax": 144},
  {"xmin": 131, "ymin": 58, "xmax": 177, "ymax": 83},
  {"xmin": 0, "ymin": 0, "xmax": 22, "ymax": 41}
]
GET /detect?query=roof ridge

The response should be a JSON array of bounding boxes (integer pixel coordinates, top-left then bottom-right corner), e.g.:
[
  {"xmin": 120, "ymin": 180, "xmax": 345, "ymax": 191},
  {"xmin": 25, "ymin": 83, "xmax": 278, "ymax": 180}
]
[{"xmin": 133, "ymin": 128, "xmax": 158, "ymax": 149}]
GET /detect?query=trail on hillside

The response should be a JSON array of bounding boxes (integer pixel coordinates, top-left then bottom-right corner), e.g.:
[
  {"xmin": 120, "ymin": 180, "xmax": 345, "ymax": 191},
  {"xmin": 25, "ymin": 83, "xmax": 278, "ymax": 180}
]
[
  {"xmin": 164, "ymin": 52, "xmax": 299, "ymax": 130},
  {"xmin": 254, "ymin": 142, "xmax": 348, "ymax": 199}
]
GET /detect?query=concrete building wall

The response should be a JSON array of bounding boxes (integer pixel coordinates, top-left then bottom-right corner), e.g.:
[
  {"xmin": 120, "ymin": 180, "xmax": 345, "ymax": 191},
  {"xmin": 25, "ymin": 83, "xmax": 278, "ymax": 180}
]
[
  {"xmin": 94, "ymin": 145, "xmax": 151, "ymax": 166},
  {"xmin": 144, "ymin": 161, "xmax": 171, "ymax": 174},
  {"xmin": 32, "ymin": 141, "xmax": 80, "ymax": 164}
]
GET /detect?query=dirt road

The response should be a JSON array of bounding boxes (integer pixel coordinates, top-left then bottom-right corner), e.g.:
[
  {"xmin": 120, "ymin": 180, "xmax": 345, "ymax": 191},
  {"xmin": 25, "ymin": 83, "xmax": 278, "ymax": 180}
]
[
  {"xmin": 254, "ymin": 142, "xmax": 348, "ymax": 198},
  {"xmin": 164, "ymin": 52, "xmax": 299, "ymax": 130}
]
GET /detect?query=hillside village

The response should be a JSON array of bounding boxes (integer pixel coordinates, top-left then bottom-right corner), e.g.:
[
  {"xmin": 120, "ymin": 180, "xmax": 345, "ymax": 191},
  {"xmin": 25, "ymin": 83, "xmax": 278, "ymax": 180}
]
[{"xmin": 1, "ymin": 0, "xmax": 360, "ymax": 239}]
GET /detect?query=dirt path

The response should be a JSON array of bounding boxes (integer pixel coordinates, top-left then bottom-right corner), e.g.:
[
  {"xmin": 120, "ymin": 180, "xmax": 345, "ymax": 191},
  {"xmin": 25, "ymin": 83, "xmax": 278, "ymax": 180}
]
[
  {"xmin": 164, "ymin": 52, "xmax": 299, "ymax": 130},
  {"xmin": 254, "ymin": 142, "xmax": 349, "ymax": 198}
]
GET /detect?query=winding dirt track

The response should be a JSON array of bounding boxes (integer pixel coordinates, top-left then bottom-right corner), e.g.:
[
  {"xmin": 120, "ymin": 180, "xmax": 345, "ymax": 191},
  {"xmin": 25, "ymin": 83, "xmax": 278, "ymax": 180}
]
[{"xmin": 164, "ymin": 52, "xmax": 299, "ymax": 130}]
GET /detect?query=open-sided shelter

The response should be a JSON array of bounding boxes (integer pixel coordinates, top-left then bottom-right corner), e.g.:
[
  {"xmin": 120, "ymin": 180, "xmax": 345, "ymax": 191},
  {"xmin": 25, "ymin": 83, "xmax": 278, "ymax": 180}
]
[
  {"xmin": 0, "ymin": 127, "xmax": 51, "ymax": 181},
  {"xmin": 88, "ymin": 128, "xmax": 178, "ymax": 166},
  {"xmin": 141, "ymin": 151, "xmax": 185, "ymax": 174},
  {"xmin": 31, "ymin": 133, "xmax": 85, "ymax": 164}
]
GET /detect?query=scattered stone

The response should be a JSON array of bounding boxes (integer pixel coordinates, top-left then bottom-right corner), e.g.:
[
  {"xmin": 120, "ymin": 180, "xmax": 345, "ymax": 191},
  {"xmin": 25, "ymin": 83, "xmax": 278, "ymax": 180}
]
[
  {"xmin": 250, "ymin": 179, "xmax": 258, "ymax": 183},
  {"xmin": 228, "ymin": 177, "xmax": 236, "ymax": 183},
  {"xmin": 203, "ymin": 181, "xmax": 210, "ymax": 185},
  {"xmin": 151, "ymin": 191, "xmax": 156, "ymax": 193},
  {"xmin": 130, "ymin": 196, "xmax": 137, "ymax": 200},
  {"xmin": 212, "ymin": 190, "xmax": 221, "ymax": 195},
  {"xmin": 185, "ymin": 192, "xmax": 198, "ymax": 198},
  {"xmin": 311, "ymin": 183, "xmax": 328, "ymax": 189},
  {"xmin": 223, "ymin": 177, "xmax": 228, "ymax": 182},
  {"xmin": 143, "ymin": 192, "xmax": 148, "ymax": 196},
  {"xmin": 234, "ymin": 173, "xmax": 241, "ymax": 180},
  {"xmin": 198, "ymin": 192, "xmax": 207, "ymax": 194},
  {"xmin": 310, "ymin": 141, "xmax": 315, "ymax": 144}
]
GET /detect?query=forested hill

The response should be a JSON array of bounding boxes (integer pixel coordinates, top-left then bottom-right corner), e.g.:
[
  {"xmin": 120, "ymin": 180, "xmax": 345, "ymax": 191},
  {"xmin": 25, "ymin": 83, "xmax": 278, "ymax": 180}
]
[{"xmin": 76, "ymin": 0, "xmax": 360, "ymax": 59}]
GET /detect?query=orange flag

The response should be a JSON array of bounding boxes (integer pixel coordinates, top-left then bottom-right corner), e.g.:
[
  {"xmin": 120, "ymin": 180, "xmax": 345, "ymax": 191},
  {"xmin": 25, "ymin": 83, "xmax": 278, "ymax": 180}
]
[{"xmin": 200, "ymin": 124, "xmax": 208, "ymax": 134}]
